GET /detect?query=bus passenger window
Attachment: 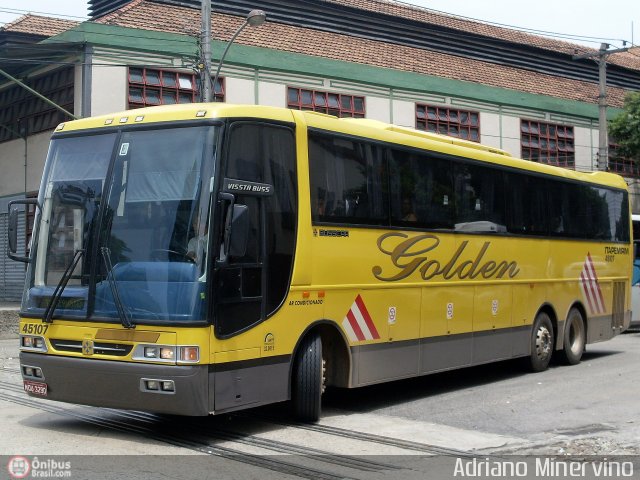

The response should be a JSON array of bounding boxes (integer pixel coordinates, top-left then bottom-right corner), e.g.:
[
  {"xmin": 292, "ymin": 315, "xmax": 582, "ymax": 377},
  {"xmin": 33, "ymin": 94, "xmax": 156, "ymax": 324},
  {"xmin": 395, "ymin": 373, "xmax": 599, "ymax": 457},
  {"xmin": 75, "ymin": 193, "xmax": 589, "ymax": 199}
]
[
  {"xmin": 309, "ymin": 132, "xmax": 387, "ymax": 226},
  {"xmin": 388, "ymin": 148, "xmax": 453, "ymax": 229},
  {"xmin": 453, "ymin": 162, "xmax": 506, "ymax": 232}
]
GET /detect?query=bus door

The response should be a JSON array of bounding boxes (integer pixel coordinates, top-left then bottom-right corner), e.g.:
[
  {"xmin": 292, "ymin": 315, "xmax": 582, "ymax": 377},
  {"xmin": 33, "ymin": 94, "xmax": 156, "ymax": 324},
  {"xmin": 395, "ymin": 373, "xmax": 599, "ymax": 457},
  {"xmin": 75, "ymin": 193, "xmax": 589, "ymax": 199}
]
[{"xmin": 211, "ymin": 121, "xmax": 297, "ymax": 411}]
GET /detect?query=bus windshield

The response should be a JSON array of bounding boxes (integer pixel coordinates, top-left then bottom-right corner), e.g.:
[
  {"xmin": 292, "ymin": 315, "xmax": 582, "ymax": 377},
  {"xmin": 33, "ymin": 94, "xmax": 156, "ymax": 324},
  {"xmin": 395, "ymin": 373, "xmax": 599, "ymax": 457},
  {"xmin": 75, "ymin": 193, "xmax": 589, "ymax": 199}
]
[{"xmin": 24, "ymin": 125, "xmax": 217, "ymax": 325}]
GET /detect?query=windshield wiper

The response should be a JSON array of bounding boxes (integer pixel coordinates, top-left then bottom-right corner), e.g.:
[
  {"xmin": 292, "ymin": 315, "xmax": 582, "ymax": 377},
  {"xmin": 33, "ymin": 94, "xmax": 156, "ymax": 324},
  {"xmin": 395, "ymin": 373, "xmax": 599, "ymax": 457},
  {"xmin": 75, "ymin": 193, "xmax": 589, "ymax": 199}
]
[
  {"xmin": 43, "ymin": 249, "xmax": 84, "ymax": 324},
  {"xmin": 100, "ymin": 247, "xmax": 135, "ymax": 329}
]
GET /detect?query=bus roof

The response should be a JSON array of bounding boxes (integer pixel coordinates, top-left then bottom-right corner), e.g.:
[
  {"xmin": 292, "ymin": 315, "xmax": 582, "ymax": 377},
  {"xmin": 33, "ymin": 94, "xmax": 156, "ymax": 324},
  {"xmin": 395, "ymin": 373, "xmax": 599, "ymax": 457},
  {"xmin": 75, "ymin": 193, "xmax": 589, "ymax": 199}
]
[
  {"xmin": 56, "ymin": 103, "xmax": 296, "ymax": 132},
  {"xmin": 55, "ymin": 103, "xmax": 628, "ymax": 191}
]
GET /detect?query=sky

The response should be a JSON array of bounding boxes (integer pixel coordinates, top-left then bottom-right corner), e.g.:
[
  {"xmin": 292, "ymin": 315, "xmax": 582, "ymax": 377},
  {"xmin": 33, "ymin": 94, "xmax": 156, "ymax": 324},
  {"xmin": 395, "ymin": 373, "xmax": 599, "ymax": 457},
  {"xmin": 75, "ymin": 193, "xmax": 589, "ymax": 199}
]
[{"xmin": 0, "ymin": 0, "xmax": 637, "ymax": 49}]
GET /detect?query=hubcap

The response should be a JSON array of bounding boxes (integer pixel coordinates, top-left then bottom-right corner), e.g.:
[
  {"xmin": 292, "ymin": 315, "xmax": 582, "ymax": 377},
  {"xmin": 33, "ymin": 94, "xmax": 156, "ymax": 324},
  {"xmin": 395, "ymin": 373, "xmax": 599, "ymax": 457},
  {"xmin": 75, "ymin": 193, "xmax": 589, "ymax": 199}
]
[{"xmin": 535, "ymin": 326, "xmax": 552, "ymax": 360}]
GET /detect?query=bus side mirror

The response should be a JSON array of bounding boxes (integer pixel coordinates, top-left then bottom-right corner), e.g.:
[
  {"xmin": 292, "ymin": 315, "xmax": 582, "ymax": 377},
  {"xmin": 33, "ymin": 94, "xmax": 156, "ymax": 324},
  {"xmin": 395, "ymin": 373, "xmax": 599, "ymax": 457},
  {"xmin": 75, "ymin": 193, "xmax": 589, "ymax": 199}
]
[
  {"xmin": 229, "ymin": 204, "xmax": 249, "ymax": 258},
  {"xmin": 7, "ymin": 198, "xmax": 40, "ymax": 263}
]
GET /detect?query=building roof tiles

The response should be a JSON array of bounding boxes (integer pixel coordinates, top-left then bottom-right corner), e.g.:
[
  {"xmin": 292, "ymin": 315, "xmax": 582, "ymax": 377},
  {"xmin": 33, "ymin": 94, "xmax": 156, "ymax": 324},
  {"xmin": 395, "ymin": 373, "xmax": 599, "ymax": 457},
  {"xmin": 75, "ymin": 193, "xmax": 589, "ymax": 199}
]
[
  {"xmin": 325, "ymin": 0, "xmax": 640, "ymax": 72},
  {"xmin": 1, "ymin": 14, "xmax": 78, "ymax": 37},
  {"xmin": 94, "ymin": 0, "xmax": 634, "ymax": 109}
]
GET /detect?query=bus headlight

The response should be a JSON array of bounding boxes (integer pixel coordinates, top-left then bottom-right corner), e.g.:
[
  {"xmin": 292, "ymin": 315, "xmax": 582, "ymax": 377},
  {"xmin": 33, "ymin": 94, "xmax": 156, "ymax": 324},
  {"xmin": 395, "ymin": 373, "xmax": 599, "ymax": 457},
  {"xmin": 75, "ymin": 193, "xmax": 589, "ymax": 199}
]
[
  {"xmin": 178, "ymin": 346, "xmax": 199, "ymax": 363},
  {"xmin": 133, "ymin": 345, "xmax": 196, "ymax": 364},
  {"xmin": 20, "ymin": 335, "xmax": 47, "ymax": 352},
  {"xmin": 143, "ymin": 346, "xmax": 158, "ymax": 358},
  {"xmin": 160, "ymin": 347, "xmax": 175, "ymax": 360}
]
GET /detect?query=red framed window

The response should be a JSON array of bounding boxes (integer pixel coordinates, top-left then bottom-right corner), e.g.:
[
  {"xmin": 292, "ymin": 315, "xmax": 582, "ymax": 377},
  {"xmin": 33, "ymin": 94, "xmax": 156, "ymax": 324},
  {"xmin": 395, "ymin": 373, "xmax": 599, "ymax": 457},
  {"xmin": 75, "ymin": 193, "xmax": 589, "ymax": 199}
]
[
  {"xmin": 287, "ymin": 87, "xmax": 365, "ymax": 117},
  {"xmin": 416, "ymin": 104, "xmax": 480, "ymax": 142},
  {"xmin": 609, "ymin": 142, "xmax": 639, "ymax": 178},
  {"xmin": 127, "ymin": 67, "xmax": 224, "ymax": 108},
  {"xmin": 521, "ymin": 120, "xmax": 574, "ymax": 168}
]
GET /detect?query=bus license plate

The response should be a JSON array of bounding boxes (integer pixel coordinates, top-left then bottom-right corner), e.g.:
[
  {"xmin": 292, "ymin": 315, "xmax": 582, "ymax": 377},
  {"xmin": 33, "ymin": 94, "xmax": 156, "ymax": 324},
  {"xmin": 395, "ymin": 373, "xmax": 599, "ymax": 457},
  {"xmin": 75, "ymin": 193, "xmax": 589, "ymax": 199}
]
[{"xmin": 23, "ymin": 380, "xmax": 47, "ymax": 397}]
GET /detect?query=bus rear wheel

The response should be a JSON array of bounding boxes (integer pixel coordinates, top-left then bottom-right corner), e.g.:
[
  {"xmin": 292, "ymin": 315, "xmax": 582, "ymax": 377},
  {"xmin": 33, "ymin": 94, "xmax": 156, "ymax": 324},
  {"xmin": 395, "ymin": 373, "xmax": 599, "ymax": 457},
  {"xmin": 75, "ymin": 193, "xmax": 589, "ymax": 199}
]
[
  {"xmin": 527, "ymin": 312, "xmax": 554, "ymax": 372},
  {"xmin": 560, "ymin": 308, "xmax": 585, "ymax": 365},
  {"xmin": 292, "ymin": 334, "xmax": 324, "ymax": 422}
]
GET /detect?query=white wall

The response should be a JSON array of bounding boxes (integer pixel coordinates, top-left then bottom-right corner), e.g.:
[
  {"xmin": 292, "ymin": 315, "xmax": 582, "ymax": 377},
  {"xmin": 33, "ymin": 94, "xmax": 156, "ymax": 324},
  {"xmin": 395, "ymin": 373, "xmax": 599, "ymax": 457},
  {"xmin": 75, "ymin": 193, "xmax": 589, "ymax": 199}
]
[
  {"xmin": 479, "ymin": 112, "xmax": 501, "ymax": 150},
  {"xmin": 499, "ymin": 115, "xmax": 522, "ymax": 158},
  {"xmin": 574, "ymin": 126, "xmax": 595, "ymax": 172},
  {"xmin": 0, "ymin": 131, "xmax": 52, "ymax": 197},
  {"xmin": 0, "ymin": 137, "xmax": 26, "ymax": 197},
  {"xmin": 74, "ymin": 64, "xmax": 84, "ymax": 117},
  {"xmin": 226, "ymin": 77, "xmax": 255, "ymax": 105},
  {"xmin": 365, "ymin": 96, "xmax": 390, "ymax": 123},
  {"xmin": 26, "ymin": 132, "xmax": 52, "ymax": 193},
  {"xmin": 257, "ymin": 82, "xmax": 287, "ymax": 107},
  {"xmin": 91, "ymin": 64, "xmax": 127, "ymax": 116},
  {"xmin": 391, "ymin": 99, "xmax": 415, "ymax": 128}
]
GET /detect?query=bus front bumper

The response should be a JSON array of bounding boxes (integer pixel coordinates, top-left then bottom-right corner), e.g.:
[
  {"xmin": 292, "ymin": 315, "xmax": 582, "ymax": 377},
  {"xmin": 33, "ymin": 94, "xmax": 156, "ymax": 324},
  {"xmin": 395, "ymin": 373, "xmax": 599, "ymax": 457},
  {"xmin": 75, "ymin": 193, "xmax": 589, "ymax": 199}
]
[{"xmin": 19, "ymin": 352, "xmax": 210, "ymax": 416}]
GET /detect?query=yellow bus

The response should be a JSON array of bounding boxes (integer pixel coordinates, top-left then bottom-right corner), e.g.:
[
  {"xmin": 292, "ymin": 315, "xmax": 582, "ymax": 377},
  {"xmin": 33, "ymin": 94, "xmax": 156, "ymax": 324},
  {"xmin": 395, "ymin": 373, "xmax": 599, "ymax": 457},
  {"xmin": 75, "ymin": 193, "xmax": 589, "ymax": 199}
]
[{"xmin": 9, "ymin": 104, "xmax": 631, "ymax": 421}]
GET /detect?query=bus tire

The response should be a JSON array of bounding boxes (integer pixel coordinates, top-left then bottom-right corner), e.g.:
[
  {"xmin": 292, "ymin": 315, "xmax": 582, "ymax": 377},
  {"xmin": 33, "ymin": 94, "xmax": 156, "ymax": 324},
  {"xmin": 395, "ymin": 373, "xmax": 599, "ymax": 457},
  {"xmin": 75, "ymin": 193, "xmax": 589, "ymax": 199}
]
[
  {"xmin": 292, "ymin": 334, "xmax": 323, "ymax": 422},
  {"xmin": 560, "ymin": 308, "xmax": 585, "ymax": 365},
  {"xmin": 527, "ymin": 312, "xmax": 554, "ymax": 372}
]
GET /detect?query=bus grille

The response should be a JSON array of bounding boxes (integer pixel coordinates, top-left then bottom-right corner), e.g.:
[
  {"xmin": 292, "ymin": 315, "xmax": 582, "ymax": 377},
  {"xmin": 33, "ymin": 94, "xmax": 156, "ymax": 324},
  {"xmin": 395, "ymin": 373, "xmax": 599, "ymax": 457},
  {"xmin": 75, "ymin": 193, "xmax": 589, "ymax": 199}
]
[
  {"xmin": 50, "ymin": 339, "xmax": 133, "ymax": 356},
  {"xmin": 612, "ymin": 281, "xmax": 625, "ymax": 329}
]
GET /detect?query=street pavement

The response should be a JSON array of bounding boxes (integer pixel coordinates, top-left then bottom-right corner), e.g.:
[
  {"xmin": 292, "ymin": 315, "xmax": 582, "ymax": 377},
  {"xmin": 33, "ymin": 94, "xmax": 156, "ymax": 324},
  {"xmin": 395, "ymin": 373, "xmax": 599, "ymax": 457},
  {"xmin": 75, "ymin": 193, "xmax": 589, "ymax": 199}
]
[{"xmin": 0, "ymin": 302, "xmax": 19, "ymax": 340}]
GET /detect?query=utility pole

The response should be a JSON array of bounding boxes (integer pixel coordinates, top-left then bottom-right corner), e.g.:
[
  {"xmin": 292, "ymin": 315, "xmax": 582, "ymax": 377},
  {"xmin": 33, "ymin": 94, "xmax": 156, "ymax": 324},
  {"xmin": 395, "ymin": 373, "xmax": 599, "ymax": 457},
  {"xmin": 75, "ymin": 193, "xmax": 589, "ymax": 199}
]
[
  {"xmin": 573, "ymin": 43, "xmax": 628, "ymax": 171},
  {"xmin": 200, "ymin": 0, "xmax": 212, "ymax": 102}
]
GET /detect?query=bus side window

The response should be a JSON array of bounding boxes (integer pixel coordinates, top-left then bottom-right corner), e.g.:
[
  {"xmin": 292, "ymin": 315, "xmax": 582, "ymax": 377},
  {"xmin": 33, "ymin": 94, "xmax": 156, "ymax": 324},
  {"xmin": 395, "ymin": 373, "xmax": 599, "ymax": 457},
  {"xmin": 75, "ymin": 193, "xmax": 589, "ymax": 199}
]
[
  {"xmin": 453, "ymin": 162, "xmax": 506, "ymax": 231},
  {"xmin": 388, "ymin": 148, "xmax": 454, "ymax": 229},
  {"xmin": 504, "ymin": 172, "xmax": 548, "ymax": 235},
  {"xmin": 309, "ymin": 132, "xmax": 387, "ymax": 226}
]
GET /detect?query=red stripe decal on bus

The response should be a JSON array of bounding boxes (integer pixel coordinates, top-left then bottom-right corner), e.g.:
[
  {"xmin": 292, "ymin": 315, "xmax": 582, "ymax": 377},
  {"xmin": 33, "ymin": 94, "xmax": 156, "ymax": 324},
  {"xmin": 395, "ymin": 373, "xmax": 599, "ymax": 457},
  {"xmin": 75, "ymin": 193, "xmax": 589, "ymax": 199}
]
[
  {"xmin": 580, "ymin": 271, "xmax": 596, "ymax": 314},
  {"xmin": 587, "ymin": 253, "xmax": 606, "ymax": 312},
  {"xmin": 355, "ymin": 294, "xmax": 380, "ymax": 339},
  {"xmin": 347, "ymin": 309, "xmax": 366, "ymax": 341}
]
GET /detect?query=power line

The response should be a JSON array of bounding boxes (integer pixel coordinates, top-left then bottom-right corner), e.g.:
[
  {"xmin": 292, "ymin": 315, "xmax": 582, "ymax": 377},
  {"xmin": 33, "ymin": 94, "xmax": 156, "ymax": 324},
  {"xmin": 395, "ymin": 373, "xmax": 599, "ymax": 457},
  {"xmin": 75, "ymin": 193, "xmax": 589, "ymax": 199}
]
[
  {"xmin": 378, "ymin": 0, "xmax": 633, "ymax": 48},
  {"xmin": 0, "ymin": 23, "xmax": 199, "ymax": 47},
  {"xmin": 0, "ymin": 57, "xmax": 196, "ymax": 69},
  {"xmin": 0, "ymin": 0, "xmax": 625, "ymax": 56},
  {"xmin": 3, "ymin": 1, "xmax": 631, "ymax": 49},
  {"xmin": 0, "ymin": 7, "xmax": 88, "ymax": 21},
  {"xmin": 1, "ymin": 0, "xmax": 637, "ymax": 68}
]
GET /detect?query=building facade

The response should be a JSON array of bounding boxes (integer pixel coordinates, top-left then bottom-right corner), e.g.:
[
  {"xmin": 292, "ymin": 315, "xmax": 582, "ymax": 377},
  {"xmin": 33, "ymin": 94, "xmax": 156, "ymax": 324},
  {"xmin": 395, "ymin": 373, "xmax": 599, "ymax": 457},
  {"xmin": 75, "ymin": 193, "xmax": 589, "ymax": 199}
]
[{"xmin": 1, "ymin": 0, "xmax": 639, "ymax": 299}]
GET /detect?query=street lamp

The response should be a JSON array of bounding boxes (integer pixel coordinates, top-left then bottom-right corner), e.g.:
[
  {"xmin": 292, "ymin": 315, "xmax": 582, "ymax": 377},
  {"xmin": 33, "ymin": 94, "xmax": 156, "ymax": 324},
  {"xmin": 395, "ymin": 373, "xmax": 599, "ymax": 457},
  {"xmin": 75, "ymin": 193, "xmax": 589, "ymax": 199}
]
[{"xmin": 210, "ymin": 9, "xmax": 266, "ymax": 102}]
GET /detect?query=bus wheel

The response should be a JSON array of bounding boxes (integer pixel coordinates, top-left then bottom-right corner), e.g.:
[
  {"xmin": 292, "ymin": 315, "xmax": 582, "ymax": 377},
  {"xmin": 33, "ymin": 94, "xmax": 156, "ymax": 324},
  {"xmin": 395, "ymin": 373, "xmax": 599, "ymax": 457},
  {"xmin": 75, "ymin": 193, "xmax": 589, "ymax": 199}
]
[
  {"xmin": 560, "ymin": 308, "xmax": 585, "ymax": 365},
  {"xmin": 527, "ymin": 312, "xmax": 554, "ymax": 372},
  {"xmin": 292, "ymin": 334, "xmax": 324, "ymax": 422}
]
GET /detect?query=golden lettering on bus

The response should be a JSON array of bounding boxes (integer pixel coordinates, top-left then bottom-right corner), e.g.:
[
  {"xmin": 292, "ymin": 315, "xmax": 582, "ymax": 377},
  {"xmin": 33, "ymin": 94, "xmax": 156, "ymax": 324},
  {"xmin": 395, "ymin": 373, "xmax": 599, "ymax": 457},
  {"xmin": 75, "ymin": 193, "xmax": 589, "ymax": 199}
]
[{"xmin": 372, "ymin": 233, "xmax": 520, "ymax": 282}]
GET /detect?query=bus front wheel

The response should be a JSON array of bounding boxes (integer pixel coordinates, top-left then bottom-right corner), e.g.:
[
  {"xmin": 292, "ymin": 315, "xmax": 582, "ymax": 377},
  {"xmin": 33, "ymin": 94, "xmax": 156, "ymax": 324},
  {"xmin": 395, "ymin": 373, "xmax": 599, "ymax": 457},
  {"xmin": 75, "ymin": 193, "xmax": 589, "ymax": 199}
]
[
  {"xmin": 527, "ymin": 312, "xmax": 554, "ymax": 372},
  {"xmin": 560, "ymin": 308, "xmax": 585, "ymax": 365},
  {"xmin": 292, "ymin": 334, "xmax": 324, "ymax": 422}
]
